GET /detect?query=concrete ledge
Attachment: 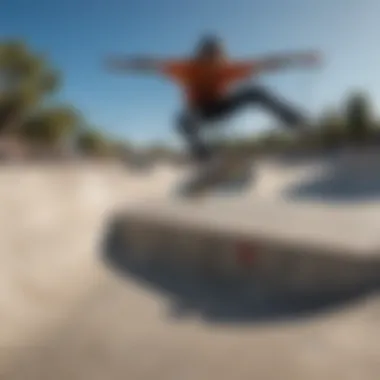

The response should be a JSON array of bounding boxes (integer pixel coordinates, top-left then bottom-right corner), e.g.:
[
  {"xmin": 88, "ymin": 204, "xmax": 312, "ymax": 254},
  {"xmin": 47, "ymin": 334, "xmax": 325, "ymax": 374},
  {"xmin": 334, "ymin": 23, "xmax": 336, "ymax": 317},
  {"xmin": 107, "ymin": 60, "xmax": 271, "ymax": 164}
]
[{"xmin": 107, "ymin": 199, "xmax": 380, "ymax": 295}]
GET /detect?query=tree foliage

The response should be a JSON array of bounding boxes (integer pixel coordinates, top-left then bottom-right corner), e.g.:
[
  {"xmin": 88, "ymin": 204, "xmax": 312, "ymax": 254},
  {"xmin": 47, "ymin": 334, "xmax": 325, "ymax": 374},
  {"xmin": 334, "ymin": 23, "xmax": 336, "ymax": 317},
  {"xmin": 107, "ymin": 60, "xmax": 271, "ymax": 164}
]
[
  {"xmin": 0, "ymin": 41, "xmax": 60, "ymax": 134},
  {"xmin": 319, "ymin": 109, "xmax": 346, "ymax": 147},
  {"xmin": 21, "ymin": 106, "xmax": 81, "ymax": 144},
  {"xmin": 76, "ymin": 129, "xmax": 111, "ymax": 156},
  {"xmin": 345, "ymin": 92, "xmax": 373, "ymax": 142}
]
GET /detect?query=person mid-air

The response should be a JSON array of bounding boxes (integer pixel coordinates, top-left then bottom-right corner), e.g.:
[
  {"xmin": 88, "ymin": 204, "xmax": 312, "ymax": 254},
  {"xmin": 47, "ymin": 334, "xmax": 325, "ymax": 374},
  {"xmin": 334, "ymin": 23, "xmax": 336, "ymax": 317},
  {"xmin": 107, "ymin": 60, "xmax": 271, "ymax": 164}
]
[{"xmin": 106, "ymin": 35, "xmax": 321, "ymax": 164}]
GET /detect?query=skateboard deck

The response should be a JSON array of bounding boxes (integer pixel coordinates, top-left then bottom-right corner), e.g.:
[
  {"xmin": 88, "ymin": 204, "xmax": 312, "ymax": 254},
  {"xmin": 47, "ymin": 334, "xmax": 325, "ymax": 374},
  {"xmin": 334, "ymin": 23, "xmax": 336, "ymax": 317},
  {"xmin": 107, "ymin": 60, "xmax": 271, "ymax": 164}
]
[{"xmin": 180, "ymin": 154, "xmax": 254, "ymax": 197}]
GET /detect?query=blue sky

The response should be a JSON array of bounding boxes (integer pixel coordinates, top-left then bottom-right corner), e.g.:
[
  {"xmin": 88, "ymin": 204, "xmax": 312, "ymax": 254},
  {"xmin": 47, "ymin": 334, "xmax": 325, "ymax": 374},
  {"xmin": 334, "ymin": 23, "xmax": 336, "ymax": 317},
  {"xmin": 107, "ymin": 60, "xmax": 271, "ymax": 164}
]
[{"xmin": 1, "ymin": 0, "xmax": 380, "ymax": 146}]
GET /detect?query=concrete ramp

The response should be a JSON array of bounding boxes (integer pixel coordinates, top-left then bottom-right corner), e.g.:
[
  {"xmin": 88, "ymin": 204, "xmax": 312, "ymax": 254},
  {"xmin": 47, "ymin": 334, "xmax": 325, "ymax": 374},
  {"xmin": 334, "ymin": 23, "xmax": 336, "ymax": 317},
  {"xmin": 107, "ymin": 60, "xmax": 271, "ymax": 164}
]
[
  {"xmin": 0, "ymin": 162, "xmax": 177, "ymax": 371},
  {"xmin": 1, "ymin": 157, "xmax": 380, "ymax": 379},
  {"xmin": 264, "ymin": 148, "xmax": 380, "ymax": 203}
]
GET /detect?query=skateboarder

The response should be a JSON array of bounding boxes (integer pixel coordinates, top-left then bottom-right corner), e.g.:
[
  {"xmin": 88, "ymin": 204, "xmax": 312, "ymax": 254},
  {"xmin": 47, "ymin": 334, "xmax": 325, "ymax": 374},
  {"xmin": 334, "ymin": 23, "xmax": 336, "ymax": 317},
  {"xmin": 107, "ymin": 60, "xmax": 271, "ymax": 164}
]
[{"xmin": 106, "ymin": 35, "xmax": 321, "ymax": 164}]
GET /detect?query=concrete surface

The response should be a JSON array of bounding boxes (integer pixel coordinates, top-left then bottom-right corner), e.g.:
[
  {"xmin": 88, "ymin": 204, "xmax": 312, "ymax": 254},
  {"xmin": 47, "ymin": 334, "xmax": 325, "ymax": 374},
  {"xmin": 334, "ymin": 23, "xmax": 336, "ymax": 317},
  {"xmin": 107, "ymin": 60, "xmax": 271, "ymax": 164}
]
[{"xmin": 0, "ymin": 153, "xmax": 379, "ymax": 379}]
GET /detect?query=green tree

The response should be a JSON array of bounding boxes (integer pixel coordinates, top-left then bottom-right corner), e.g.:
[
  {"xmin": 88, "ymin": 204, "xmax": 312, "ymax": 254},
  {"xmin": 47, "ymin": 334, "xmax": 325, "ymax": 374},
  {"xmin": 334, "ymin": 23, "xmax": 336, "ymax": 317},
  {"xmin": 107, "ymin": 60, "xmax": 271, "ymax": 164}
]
[
  {"xmin": 76, "ymin": 129, "xmax": 111, "ymax": 156},
  {"xmin": 0, "ymin": 41, "xmax": 59, "ymax": 134},
  {"xmin": 319, "ymin": 109, "xmax": 346, "ymax": 147},
  {"xmin": 345, "ymin": 92, "xmax": 373, "ymax": 143},
  {"xmin": 20, "ymin": 106, "xmax": 81, "ymax": 145}
]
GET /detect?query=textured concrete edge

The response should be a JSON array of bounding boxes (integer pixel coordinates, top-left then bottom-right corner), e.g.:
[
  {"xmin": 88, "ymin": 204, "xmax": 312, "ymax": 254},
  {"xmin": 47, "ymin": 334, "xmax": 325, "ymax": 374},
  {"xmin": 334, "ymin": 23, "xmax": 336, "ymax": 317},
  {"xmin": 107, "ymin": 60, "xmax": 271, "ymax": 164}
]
[{"xmin": 117, "ymin": 199, "xmax": 380, "ymax": 258}]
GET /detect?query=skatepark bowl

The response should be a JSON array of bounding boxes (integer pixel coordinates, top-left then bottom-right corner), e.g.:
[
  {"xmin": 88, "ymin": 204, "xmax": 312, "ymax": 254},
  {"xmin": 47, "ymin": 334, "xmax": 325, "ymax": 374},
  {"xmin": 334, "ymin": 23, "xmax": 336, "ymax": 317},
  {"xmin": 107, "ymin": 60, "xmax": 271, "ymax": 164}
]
[{"xmin": 1, "ymin": 149, "xmax": 380, "ymax": 380}]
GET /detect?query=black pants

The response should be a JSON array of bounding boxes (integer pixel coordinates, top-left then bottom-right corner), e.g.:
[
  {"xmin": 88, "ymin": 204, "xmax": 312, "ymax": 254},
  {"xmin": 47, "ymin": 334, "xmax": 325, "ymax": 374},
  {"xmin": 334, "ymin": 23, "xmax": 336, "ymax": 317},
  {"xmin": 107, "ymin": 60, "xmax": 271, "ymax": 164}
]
[{"xmin": 176, "ymin": 85, "xmax": 305, "ymax": 162}]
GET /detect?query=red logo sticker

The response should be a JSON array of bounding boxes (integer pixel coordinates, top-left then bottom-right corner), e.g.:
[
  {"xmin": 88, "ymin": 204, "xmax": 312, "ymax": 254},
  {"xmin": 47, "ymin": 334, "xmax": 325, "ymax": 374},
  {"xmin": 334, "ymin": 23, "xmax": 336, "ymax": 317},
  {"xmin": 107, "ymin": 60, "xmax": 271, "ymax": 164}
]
[{"xmin": 235, "ymin": 241, "xmax": 257, "ymax": 266}]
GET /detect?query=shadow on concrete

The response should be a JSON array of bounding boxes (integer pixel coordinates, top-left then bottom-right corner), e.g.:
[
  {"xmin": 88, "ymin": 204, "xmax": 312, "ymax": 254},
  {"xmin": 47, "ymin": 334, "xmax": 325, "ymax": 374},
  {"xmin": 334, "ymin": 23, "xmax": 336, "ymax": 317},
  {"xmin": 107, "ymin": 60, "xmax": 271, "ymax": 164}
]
[
  {"xmin": 285, "ymin": 150, "xmax": 380, "ymax": 203},
  {"xmin": 100, "ymin": 217, "xmax": 379, "ymax": 325},
  {"xmin": 268, "ymin": 148, "xmax": 338, "ymax": 167}
]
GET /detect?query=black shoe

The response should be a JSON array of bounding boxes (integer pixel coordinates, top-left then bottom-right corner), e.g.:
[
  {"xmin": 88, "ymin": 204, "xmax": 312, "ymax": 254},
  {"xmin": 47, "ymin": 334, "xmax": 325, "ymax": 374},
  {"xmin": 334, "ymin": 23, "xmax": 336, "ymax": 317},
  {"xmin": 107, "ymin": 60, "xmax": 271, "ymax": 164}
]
[
  {"xmin": 282, "ymin": 110, "xmax": 307, "ymax": 129},
  {"xmin": 191, "ymin": 144, "xmax": 214, "ymax": 164}
]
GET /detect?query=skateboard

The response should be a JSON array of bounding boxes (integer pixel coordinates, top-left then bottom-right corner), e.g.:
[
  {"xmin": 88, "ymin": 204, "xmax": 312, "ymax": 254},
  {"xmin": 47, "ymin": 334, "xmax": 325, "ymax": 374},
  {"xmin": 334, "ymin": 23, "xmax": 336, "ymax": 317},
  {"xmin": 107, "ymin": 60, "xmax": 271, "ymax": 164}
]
[{"xmin": 180, "ymin": 153, "xmax": 254, "ymax": 198}]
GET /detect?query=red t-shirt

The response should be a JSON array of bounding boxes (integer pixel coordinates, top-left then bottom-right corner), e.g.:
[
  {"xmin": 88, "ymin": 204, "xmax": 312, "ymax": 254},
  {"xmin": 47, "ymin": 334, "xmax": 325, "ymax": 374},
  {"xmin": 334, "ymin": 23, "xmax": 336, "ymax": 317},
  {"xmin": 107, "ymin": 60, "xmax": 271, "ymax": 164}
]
[{"xmin": 161, "ymin": 59, "xmax": 254, "ymax": 108}]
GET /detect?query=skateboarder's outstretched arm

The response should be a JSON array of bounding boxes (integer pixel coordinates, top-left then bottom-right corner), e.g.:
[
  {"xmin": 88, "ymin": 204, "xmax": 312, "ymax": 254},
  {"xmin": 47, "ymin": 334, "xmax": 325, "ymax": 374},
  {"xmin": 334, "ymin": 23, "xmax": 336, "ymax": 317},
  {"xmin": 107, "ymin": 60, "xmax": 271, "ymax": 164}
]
[
  {"xmin": 105, "ymin": 56, "xmax": 187, "ymax": 76},
  {"xmin": 252, "ymin": 50, "xmax": 322, "ymax": 73},
  {"xmin": 225, "ymin": 50, "xmax": 322, "ymax": 81}
]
